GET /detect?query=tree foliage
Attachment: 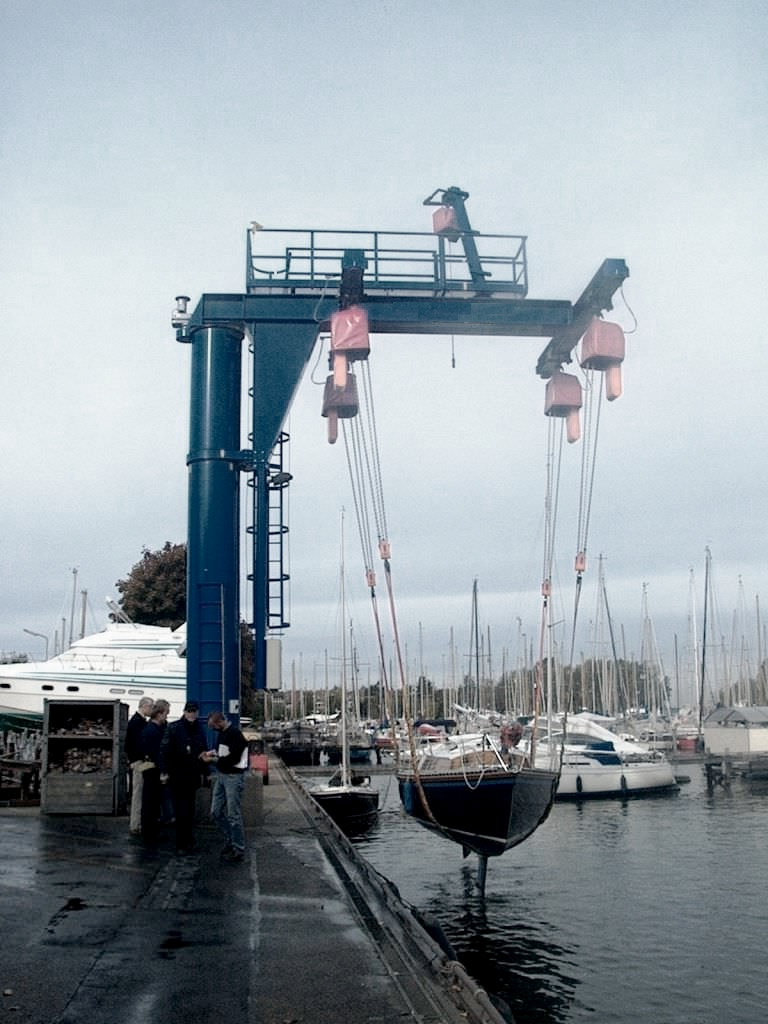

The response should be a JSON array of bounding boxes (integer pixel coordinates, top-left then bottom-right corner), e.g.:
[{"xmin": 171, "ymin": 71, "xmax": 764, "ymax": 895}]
[
  {"xmin": 115, "ymin": 542, "xmax": 259, "ymax": 711},
  {"xmin": 115, "ymin": 542, "xmax": 186, "ymax": 627}
]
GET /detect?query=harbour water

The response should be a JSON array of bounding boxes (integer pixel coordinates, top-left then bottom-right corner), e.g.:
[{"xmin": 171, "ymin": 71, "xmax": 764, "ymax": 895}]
[{"xmin": 346, "ymin": 763, "xmax": 768, "ymax": 1024}]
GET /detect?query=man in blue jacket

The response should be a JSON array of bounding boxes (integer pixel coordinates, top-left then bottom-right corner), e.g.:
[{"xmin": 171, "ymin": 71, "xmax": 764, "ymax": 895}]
[{"xmin": 203, "ymin": 711, "xmax": 248, "ymax": 862}]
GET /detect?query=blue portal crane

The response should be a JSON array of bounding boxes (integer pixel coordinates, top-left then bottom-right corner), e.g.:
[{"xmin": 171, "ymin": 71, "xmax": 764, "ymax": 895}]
[{"xmin": 172, "ymin": 188, "xmax": 628, "ymax": 722}]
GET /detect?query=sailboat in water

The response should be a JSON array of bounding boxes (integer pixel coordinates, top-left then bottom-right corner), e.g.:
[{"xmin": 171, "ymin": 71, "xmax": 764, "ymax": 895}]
[{"xmin": 310, "ymin": 512, "xmax": 379, "ymax": 835}]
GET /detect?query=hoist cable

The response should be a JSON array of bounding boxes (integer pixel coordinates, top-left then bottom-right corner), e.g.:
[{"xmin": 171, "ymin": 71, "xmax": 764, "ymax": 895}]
[
  {"xmin": 541, "ymin": 416, "xmax": 564, "ymax": 586},
  {"xmin": 359, "ymin": 361, "xmax": 388, "ymax": 541},
  {"xmin": 336, "ymin": 358, "xmax": 444, "ymax": 824},
  {"xmin": 531, "ymin": 416, "xmax": 564, "ymax": 763},
  {"xmin": 342, "ymin": 419, "xmax": 398, "ymax": 748},
  {"xmin": 575, "ymin": 369, "xmax": 604, "ymax": 558},
  {"xmin": 568, "ymin": 372, "xmax": 604, "ymax": 682},
  {"xmin": 342, "ymin": 421, "xmax": 374, "ymax": 572},
  {"xmin": 382, "ymin": 557, "xmax": 439, "ymax": 824},
  {"xmin": 565, "ymin": 369, "xmax": 606, "ymax": 717}
]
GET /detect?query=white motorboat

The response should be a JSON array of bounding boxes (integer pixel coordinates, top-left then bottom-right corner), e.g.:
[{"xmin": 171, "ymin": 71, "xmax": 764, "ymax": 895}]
[
  {"xmin": 530, "ymin": 714, "xmax": 678, "ymax": 799},
  {"xmin": 0, "ymin": 622, "xmax": 187, "ymax": 729}
]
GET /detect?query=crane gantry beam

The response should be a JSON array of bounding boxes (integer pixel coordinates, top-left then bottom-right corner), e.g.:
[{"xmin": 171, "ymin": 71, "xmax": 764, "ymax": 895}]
[{"xmin": 174, "ymin": 190, "xmax": 629, "ymax": 716}]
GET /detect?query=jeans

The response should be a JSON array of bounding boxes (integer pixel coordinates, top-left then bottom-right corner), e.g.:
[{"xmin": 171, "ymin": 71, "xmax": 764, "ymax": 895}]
[{"xmin": 210, "ymin": 772, "xmax": 245, "ymax": 853}]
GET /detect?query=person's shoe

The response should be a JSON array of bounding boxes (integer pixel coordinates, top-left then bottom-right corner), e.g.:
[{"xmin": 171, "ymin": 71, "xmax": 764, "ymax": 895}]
[{"xmin": 222, "ymin": 849, "xmax": 244, "ymax": 863}]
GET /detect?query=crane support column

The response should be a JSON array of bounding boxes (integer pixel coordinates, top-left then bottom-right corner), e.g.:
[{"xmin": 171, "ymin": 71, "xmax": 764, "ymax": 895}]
[{"xmin": 186, "ymin": 324, "xmax": 244, "ymax": 721}]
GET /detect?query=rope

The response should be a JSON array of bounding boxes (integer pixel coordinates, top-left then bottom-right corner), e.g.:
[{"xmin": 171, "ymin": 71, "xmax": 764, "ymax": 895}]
[
  {"xmin": 532, "ymin": 416, "xmax": 565, "ymax": 764},
  {"xmin": 574, "ymin": 369, "xmax": 604, "ymax": 565},
  {"xmin": 563, "ymin": 369, "xmax": 605, "ymax": 717},
  {"xmin": 337, "ymin": 356, "xmax": 486, "ymax": 824},
  {"xmin": 359, "ymin": 362, "xmax": 389, "ymax": 542}
]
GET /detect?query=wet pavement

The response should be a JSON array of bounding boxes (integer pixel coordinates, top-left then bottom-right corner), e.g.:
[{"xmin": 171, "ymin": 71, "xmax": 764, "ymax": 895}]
[{"xmin": 0, "ymin": 759, "xmax": 506, "ymax": 1024}]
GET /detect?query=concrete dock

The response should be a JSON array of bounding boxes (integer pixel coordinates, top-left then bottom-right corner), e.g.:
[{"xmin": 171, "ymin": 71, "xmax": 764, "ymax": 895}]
[{"xmin": 0, "ymin": 758, "xmax": 507, "ymax": 1024}]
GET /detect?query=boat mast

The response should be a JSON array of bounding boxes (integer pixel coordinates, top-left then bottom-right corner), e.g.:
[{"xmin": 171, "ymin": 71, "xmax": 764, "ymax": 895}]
[
  {"xmin": 472, "ymin": 578, "xmax": 481, "ymax": 710},
  {"xmin": 757, "ymin": 594, "xmax": 767, "ymax": 704},
  {"xmin": 601, "ymin": 562, "xmax": 626, "ymax": 718},
  {"xmin": 68, "ymin": 567, "xmax": 78, "ymax": 647},
  {"xmin": 673, "ymin": 633, "xmax": 680, "ymax": 711},
  {"xmin": 698, "ymin": 547, "xmax": 710, "ymax": 740}
]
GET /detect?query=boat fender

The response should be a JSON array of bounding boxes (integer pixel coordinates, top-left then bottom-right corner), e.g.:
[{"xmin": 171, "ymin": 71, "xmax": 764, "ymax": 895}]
[
  {"xmin": 620, "ymin": 774, "xmax": 628, "ymax": 795},
  {"xmin": 576, "ymin": 775, "xmax": 583, "ymax": 794}
]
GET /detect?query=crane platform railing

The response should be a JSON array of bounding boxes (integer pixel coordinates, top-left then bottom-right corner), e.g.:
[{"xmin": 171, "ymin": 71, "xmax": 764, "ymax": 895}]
[{"xmin": 245, "ymin": 227, "xmax": 528, "ymax": 298}]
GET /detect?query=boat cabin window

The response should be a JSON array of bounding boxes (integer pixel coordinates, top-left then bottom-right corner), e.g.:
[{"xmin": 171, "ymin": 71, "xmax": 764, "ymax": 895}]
[
  {"xmin": 127, "ymin": 689, "xmax": 145, "ymax": 695},
  {"xmin": 0, "ymin": 683, "xmax": 10, "ymax": 688},
  {"xmin": 41, "ymin": 684, "xmax": 54, "ymax": 691},
  {"xmin": 109, "ymin": 688, "xmax": 127, "ymax": 694},
  {"xmin": 66, "ymin": 686, "xmax": 80, "ymax": 692}
]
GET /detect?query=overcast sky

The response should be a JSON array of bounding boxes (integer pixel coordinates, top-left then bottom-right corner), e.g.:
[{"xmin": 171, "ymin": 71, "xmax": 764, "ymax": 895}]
[{"xmin": 1, "ymin": 1, "xmax": 766, "ymax": 707}]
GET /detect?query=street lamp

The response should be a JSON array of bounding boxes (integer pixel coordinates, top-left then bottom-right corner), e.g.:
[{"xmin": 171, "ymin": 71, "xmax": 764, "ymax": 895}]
[{"xmin": 22, "ymin": 629, "xmax": 49, "ymax": 660}]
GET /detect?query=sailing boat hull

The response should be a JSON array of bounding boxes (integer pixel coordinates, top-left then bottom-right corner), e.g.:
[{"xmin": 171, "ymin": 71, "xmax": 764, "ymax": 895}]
[
  {"xmin": 397, "ymin": 766, "xmax": 558, "ymax": 859},
  {"xmin": 311, "ymin": 785, "xmax": 379, "ymax": 835}
]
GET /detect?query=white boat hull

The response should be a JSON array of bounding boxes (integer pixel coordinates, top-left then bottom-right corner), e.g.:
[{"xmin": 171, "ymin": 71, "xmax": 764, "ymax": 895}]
[{"xmin": 555, "ymin": 753, "xmax": 677, "ymax": 799}]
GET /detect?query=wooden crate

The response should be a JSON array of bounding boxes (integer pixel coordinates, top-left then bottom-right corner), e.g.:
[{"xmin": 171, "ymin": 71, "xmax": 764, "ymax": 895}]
[{"xmin": 41, "ymin": 699, "xmax": 128, "ymax": 815}]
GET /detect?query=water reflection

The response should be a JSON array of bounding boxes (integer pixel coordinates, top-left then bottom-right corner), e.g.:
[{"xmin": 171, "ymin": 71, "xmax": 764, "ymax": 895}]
[
  {"xmin": 425, "ymin": 867, "xmax": 580, "ymax": 1024},
  {"xmin": 351, "ymin": 767, "xmax": 768, "ymax": 1024}
]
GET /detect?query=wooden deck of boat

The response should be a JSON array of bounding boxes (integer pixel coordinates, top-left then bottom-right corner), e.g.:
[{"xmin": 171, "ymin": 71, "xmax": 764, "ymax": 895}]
[{"xmin": 0, "ymin": 757, "xmax": 509, "ymax": 1024}]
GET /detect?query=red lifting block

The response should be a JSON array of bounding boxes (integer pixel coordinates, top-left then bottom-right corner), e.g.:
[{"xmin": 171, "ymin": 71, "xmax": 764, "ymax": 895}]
[
  {"xmin": 331, "ymin": 306, "xmax": 370, "ymax": 360},
  {"xmin": 580, "ymin": 318, "xmax": 625, "ymax": 370},
  {"xmin": 321, "ymin": 373, "xmax": 359, "ymax": 419},
  {"xmin": 544, "ymin": 370, "xmax": 582, "ymax": 416},
  {"xmin": 432, "ymin": 205, "xmax": 460, "ymax": 242},
  {"xmin": 544, "ymin": 371, "xmax": 582, "ymax": 443},
  {"xmin": 580, "ymin": 318, "xmax": 625, "ymax": 400}
]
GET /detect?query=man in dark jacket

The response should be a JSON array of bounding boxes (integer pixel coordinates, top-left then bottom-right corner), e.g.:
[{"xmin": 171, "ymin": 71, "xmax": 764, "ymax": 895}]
[
  {"xmin": 202, "ymin": 711, "xmax": 249, "ymax": 862},
  {"xmin": 139, "ymin": 699, "xmax": 170, "ymax": 847},
  {"xmin": 125, "ymin": 697, "xmax": 154, "ymax": 835},
  {"xmin": 159, "ymin": 701, "xmax": 208, "ymax": 853}
]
